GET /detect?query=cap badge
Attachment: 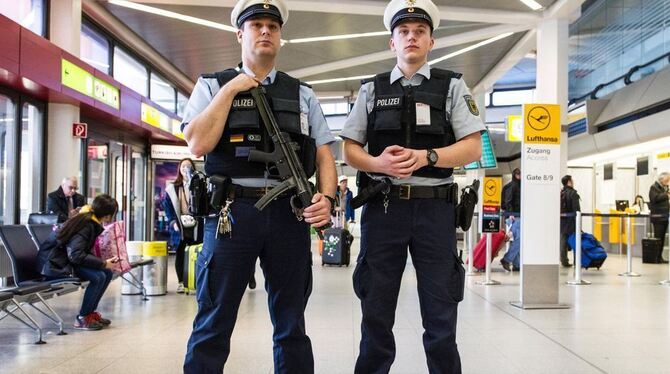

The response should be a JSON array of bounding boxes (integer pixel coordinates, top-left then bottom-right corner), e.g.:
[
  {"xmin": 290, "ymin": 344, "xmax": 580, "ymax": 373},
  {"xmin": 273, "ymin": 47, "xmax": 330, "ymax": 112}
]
[
  {"xmin": 406, "ymin": 0, "xmax": 416, "ymax": 12},
  {"xmin": 263, "ymin": 0, "xmax": 271, "ymax": 9}
]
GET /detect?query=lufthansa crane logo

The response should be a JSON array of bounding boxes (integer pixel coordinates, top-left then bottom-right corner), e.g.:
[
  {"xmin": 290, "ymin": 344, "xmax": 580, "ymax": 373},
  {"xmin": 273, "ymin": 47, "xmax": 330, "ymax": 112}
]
[
  {"xmin": 485, "ymin": 179, "xmax": 497, "ymax": 197},
  {"xmin": 527, "ymin": 106, "xmax": 551, "ymax": 131}
]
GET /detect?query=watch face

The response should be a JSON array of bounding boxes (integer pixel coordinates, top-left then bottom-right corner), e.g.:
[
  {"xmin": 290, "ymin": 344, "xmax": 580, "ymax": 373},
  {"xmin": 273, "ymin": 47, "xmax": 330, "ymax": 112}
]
[{"xmin": 428, "ymin": 150, "xmax": 438, "ymax": 163}]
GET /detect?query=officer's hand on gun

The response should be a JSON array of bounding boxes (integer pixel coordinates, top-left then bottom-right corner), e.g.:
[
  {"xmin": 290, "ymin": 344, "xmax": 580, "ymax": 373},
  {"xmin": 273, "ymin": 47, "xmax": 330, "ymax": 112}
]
[
  {"xmin": 374, "ymin": 145, "xmax": 428, "ymax": 179},
  {"xmin": 224, "ymin": 73, "xmax": 261, "ymax": 94},
  {"xmin": 302, "ymin": 193, "xmax": 332, "ymax": 229}
]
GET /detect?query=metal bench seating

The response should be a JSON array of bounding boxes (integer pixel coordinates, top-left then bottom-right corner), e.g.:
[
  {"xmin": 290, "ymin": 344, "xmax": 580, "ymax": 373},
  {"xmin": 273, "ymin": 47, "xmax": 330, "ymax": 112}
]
[
  {"xmin": 0, "ymin": 225, "xmax": 85, "ymax": 335},
  {"xmin": 0, "ymin": 283, "xmax": 53, "ymax": 344}
]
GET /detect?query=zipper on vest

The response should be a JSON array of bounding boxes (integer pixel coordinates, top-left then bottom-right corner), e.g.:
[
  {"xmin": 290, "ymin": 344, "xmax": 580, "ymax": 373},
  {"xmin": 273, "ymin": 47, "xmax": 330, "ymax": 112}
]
[{"xmin": 405, "ymin": 86, "xmax": 414, "ymax": 147}]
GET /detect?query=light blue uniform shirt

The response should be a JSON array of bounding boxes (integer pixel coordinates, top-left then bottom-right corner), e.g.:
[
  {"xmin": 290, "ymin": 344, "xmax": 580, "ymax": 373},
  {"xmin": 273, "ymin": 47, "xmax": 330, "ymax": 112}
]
[
  {"xmin": 181, "ymin": 66, "xmax": 335, "ymax": 187},
  {"xmin": 341, "ymin": 63, "xmax": 486, "ymax": 186}
]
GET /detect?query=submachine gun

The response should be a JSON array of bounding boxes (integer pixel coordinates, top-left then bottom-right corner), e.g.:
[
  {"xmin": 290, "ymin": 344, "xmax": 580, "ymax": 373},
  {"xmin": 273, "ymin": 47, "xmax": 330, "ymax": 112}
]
[{"xmin": 247, "ymin": 86, "xmax": 331, "ymax": 235}]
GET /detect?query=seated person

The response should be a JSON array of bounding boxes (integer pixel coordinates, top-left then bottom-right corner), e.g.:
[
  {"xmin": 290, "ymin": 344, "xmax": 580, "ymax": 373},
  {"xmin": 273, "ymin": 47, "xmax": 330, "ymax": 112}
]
[
  {"xmin": 37, "ymin": 194, "xmax": 119, "ymax": 331},
  {"xmin": 47, "ymin": 177, "xmax": 86, "ymax": 223}
]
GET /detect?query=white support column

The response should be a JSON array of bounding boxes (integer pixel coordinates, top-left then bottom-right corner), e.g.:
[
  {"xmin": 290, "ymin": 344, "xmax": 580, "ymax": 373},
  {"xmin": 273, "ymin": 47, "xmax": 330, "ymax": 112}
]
[
  {"xmin": 47, "ymin": 0, "xmax": 83, "ymax": 190},
  {"xmin": 513, "ymin": 19, "xmax": 570, "ymax": 310},
  {"xmin": 536, "ymin": 18, "xmax": 569, "ymax": 177}
]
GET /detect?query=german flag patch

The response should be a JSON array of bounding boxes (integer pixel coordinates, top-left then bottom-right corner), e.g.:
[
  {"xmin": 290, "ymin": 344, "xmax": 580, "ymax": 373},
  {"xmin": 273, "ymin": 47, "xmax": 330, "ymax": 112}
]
[{"xmin": 230, "ymin": 134, "xmax": 244, "ymax": 143}]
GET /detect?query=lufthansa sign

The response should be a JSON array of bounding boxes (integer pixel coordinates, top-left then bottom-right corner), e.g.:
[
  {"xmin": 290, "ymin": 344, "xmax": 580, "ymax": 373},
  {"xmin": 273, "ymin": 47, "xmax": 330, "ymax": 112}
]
[{"xmin": 524, "ymin": 104, "xmax": 561, "ymax": 145}]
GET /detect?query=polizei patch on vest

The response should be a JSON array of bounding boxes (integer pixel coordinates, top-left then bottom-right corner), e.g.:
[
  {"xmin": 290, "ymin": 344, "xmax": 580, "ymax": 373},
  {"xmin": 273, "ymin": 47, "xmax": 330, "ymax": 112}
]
[
  {"xmin": 463, "ymin": 95, "xmax": 479, "ymax": 116},
  {"xmin": 374, "ymin": 95, "xmax": 403, "ymax": 109},
  {"xmin": 232, "ymin": 97, "xmax": 255, "ymax": 109}
]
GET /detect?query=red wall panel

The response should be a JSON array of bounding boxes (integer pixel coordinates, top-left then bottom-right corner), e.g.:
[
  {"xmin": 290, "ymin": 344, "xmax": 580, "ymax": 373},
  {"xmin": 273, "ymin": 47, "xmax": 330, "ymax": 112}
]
[{"xmin": 0, "ymin": 15, "xmax": 20, "ymax": 75}]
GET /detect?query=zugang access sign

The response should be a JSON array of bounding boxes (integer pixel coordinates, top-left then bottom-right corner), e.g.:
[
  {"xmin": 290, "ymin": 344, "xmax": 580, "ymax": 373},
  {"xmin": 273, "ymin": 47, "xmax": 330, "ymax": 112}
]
[{"xmin": 524, "ymin": 104, "xmax": 561, "ymax": 145}]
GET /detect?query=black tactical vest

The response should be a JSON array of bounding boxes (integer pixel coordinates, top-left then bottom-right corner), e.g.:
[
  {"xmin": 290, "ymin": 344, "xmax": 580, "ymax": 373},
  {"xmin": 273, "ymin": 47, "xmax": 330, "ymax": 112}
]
[
  {"xmin": 365, "ymin": 68, "xmax": 460, "ymax": 179},
  {"xmin": 202, "ymin": 69, "xmax": 316, "ymax": 179}
]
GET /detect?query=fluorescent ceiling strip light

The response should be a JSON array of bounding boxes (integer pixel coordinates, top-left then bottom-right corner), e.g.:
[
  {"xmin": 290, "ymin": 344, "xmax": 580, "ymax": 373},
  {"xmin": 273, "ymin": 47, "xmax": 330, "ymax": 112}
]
[
  {"xmin": 307, "ymin": 75, "xmax": 375, "ymax": 85},
  {"xmin": 108, "ymin": 0, "xmax": 383, "ymax": 45},
  {"xmin": 428, "ymin": 32, "xmax": 514, "ymax": 65},
  {"xmin": 287, "ymin": 31, "xmax": 390, "ymax": 44},
  {"xmin": 518, "ymin": 0, "xmax": 543, "ymax": 11},
  {"xmin": 308, "ymin": 32, "xmax": 515, "ymax": 85},
  {"xmin": 108, "ymin": 0, "xmax": 237, "ymax": 32}
]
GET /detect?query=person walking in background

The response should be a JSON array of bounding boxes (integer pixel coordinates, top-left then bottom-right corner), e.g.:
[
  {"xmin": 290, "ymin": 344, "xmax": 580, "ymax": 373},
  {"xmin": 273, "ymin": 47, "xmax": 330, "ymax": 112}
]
[
  {"xmin": 335, "ymin": 175, "xmax": 355, "ymax": 229},
  {"xmin": 500, "ymin": 168, "xmax": 521, "ymax": 271},
  {"xmin": 47, "ymin": 177, "xmax": 86, "ymax": 223},
  {"xmin": 649, "ymin": 172, "xmax": 670, "ymax": 263},
  {"xmin": 37, "ymin": 195, "xmax": 119, "ymax": 331},
  {"xmin": 632, "ymin": 195, "xmax": 649, "ymax": 214},
  {"xmin": 164, "ymin": 158, "xmax": 202, "ymax": 294},
  {"xmin": 560, "ymin": 175, "xmax": 581, "ymax": 267}
]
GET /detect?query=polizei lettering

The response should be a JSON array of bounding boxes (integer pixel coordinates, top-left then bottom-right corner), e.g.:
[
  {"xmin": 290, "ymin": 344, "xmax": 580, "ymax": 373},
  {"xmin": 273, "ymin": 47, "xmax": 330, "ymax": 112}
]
[
  {"xmin": 376, "ymin": 97, "xmax": 401, "ymax": 108},
  {"xmin": 232, "ymin": 98, "xmax": 255, "ymax": 109}
]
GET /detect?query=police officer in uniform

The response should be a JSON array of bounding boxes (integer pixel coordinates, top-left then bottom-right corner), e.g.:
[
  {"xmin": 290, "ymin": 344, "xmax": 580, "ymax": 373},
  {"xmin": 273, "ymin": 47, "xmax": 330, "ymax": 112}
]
[
  {"xmin": 181, "ymin": 1, "xmax": 337, "ymax": 372},
  {"xmin": 341, "ymin": 1, "xmax": 485, "ymax": 372}
]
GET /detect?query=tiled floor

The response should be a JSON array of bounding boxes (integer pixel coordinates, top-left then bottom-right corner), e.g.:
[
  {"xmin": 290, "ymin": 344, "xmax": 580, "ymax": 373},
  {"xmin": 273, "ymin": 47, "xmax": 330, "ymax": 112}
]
[{"xmin": 1, "ymin": 238, "xmax": 670, "ymax": 374}]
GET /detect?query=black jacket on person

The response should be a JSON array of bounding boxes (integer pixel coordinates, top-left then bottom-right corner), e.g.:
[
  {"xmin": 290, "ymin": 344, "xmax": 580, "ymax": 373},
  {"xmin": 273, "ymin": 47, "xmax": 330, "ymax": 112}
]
[
  {"xmin": 46, "ymin": 187, "xmax": 86, "ymax": 223},
  {"xmin": 560, "ymin": 186, "xmax": 581, "ymax": 234},
  {"xmin": 502, "ymin": 179, "xmax": 521, "ymax": 214},
  {"xmin": 37, "ymin": 220, "xmax": 105, "ymax": 278},
  {"xmin": 648, "ymin": 181, "xmax": 669, "ymax": 223}
]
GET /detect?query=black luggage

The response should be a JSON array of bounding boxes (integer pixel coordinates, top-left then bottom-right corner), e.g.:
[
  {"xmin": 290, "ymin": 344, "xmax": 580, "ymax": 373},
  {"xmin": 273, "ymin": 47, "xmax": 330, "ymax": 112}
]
[
  {"xmin": 642, "ymin": 238, "xmax": 663, "ymax": 263},
  {"xmin": 321, "ymin": 228, "xmax": 353, "ymax": 267}
]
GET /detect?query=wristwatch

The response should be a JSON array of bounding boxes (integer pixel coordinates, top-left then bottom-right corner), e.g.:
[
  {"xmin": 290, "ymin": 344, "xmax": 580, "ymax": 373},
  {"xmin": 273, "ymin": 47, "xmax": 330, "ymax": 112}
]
[
  {"xmin": 324, "ymin": 195, "xmax": 337, "ymax": 216},
  {"xmin": 426, "ymin": 149, "xmax": 438, "ymax": 167}
]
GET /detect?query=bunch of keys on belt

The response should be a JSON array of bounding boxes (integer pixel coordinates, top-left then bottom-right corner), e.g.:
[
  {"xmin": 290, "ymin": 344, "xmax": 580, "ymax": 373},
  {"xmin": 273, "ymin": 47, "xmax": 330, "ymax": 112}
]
[{"xmin": 216, "ymin": 199, "xmax": 234, "ymax": 239}]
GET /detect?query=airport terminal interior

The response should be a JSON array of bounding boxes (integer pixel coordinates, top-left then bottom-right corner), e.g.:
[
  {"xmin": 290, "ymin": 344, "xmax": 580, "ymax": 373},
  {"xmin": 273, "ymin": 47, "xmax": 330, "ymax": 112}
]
[{"xmin": 2, "ymin": 0, "xmax": 670, "ymax": 373}]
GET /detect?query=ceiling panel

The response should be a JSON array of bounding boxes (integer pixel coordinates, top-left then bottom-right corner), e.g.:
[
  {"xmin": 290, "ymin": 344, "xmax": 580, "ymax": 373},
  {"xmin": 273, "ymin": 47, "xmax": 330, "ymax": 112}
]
[{"xmin": 100, "ymin": 0, "xmax": 554, "ymax": 92}]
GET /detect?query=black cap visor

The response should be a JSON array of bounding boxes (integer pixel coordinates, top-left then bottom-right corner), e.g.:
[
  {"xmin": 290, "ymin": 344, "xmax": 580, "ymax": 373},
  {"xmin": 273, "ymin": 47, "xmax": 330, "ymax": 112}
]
[
  {"xmin": 237, "ymin": 4, "xmax": 283, "ymax": 28},
  {"xmin": 391, "ymin": 8, "xmax": 433, "ymax": 32}
]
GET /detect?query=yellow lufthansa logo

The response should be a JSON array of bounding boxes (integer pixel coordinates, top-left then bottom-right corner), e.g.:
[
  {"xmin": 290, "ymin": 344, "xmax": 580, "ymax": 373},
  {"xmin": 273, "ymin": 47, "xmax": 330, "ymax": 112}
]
[
  {"xmin": 523, "ymin": 104, "xmax": 561, "ymax": 145},
  {"xmin": 483, "ymin": 177, "xmax": 502, "ymax": 207}
]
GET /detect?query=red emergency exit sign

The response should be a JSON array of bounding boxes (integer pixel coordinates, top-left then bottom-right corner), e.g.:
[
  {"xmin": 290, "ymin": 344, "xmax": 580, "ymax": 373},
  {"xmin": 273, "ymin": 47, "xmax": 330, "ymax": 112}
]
[{"xmin": 72, "ymin": 122, "xmax": 88, "ymax": 138}]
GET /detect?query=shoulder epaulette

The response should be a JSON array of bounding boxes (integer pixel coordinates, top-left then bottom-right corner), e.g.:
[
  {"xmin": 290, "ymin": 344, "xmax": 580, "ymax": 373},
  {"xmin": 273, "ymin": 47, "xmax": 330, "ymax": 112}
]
[{"xmin": 430, "ymin": 68, "xmax": 462, "ymax": 80}]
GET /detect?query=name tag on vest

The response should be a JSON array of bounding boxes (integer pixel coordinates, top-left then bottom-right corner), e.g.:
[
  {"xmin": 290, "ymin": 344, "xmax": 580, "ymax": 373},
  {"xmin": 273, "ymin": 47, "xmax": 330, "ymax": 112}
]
[
  {"xmin": 374, "ymin": 96, "xmax": 403, "ymax": 110},
  {"xmin": 232, "ymin": 98, "xmax": 256, "ymax": 109}
]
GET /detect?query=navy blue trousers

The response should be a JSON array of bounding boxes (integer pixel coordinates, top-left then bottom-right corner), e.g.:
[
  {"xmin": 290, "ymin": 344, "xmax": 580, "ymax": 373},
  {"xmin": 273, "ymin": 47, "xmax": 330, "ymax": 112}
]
[
  {"xmin": 353, "ymin": 197, "xmax": 465, "ymax": 374},
  {"xmin": 184, "ymin": 197, "xmax": 314, "ymax": 374},
  {"xmin": 74, "ymin": 266, "xmax": 113, "ymax": 317}
]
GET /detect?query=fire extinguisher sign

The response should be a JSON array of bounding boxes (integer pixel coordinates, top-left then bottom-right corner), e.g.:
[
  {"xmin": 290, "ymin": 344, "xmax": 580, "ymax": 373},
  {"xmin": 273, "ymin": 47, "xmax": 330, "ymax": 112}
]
[{"xmin": 72, "ymin": 122, "xmax": 88, "ymax": 138}]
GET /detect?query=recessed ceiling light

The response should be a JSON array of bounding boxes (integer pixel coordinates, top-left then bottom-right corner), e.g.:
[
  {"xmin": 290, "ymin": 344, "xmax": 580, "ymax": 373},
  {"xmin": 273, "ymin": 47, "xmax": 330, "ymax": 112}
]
[{"xmin": 519, "ymin": 0, "xmax": 543, "ymax": 11}]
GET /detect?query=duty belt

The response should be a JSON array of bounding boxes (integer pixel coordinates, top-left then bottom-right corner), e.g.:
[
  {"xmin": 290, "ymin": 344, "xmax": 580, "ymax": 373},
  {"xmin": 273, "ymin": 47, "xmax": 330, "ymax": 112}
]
[
  {"xmin": 389, "ymin": 184, "xmax": 458, "ymax": 203},
  {"xmin": 231, "ymin": 184, "xmax": 292, "ymax": 200}
]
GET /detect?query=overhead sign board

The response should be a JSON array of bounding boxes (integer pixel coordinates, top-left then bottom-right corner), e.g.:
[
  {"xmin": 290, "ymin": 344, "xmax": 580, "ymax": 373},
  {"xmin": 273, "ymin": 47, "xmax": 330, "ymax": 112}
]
[
  {"xmin": 150, "ymin": 144, "xmax": 202, "ymax": 161},
  {"xmin": 61, "ymin": 59, "xmax": 119, "ymax": 109},
  {"xmin": 506, "ymin": 115, "xmax": 522, "ymax": 142}
]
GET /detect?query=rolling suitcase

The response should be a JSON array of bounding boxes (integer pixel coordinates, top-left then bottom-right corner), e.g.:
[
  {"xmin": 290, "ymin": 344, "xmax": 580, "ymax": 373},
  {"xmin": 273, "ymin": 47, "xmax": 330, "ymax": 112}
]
[
  {"xmin": 467, "ymin": 231, "xmax": 506, "ymax": 270},
  {"xmin": 183, "ymin": 243, "xmax": 203, "ymax": 295},
  {"xmin": 568, "ymin": 232, "xmax": 607, "ymax": 269},
  {"xmin": 321, "ymin": 228, "xmax": 353, "ymax": 266},
  {"xmin": 642, "ymin": 238, "xmax": 663, "ymax": 264}
]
